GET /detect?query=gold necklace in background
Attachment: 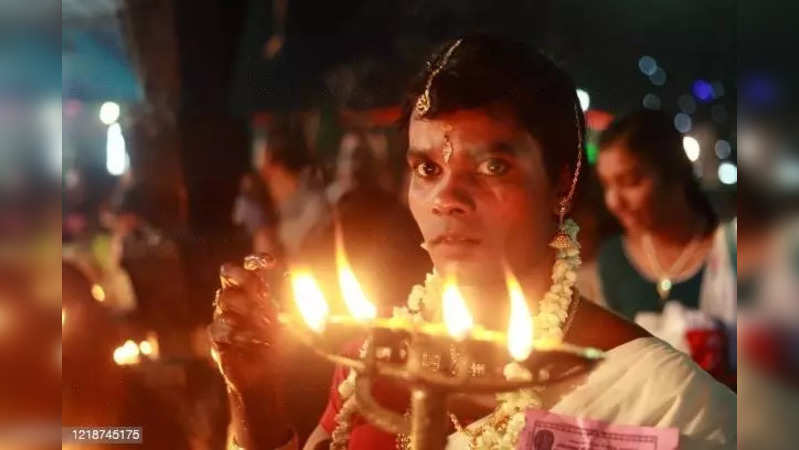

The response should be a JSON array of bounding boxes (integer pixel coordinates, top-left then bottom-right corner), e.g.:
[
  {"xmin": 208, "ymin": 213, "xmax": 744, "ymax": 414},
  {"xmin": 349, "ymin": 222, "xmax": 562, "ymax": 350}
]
[{"xmin": 641, "ymin": 232, "xmax": 702, "ymax": 300}]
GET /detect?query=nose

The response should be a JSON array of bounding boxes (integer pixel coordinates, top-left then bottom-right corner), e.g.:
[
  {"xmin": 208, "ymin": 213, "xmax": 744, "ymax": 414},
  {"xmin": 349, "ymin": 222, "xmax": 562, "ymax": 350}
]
[
  {"xmin": 604, "ymin": 187, "xmax": 621, "ymax": 213},
  {"xmin": 432, "ymin": 174, "xmax": 475, "ymax": 216}
]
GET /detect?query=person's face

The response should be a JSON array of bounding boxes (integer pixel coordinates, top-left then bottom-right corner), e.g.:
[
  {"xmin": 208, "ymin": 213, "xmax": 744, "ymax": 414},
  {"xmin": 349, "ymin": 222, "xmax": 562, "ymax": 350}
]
[
  {"xmin": 596, "ymin": 143, "xmax": 665, "ymax": 233},
  {"xmin": 336, "ymin": 133, "xmax": 362, "ymax": 182},
  {"xmin": 407, "ymin": 108, "xmax": 558, "ymax": 285}
]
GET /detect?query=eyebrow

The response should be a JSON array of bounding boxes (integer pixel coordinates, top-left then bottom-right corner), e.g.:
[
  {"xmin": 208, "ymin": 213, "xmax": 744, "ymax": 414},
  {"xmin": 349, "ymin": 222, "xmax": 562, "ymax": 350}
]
[
  {"xmin": 407, "ymin": 141, "xmax": 521, "ymax": 160},
  {"xmin": 479, "ymin": 142, "xmax": 519, "ymax": 157},
  {"xmin": 406, "ymin": 147, "xmax": 429, "ymax": 159}
]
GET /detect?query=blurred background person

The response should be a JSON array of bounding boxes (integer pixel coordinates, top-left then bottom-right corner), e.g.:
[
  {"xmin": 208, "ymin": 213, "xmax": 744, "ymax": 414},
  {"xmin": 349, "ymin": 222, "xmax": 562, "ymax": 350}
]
[
  {"xmin": 232, "ymin": 171, "xmax": 278, "ymax": 238},
  {"xmin": 584, "ymin": 110, "xmax": 736, "ymax": 384},
  {"xmin": 325, "ymin": 131, "xmax": 368, "ymax": 204},
  {"xmin": 252, "ymin": 116, "xmax": 329, "ymax": 261},
  {"xmin": 301, "ymin": 128, "xmax": 430, "ymax": 310},
  {"xmin": 325, "ymin": 130, "xmax": 393, "ymax": 204},
  {"xmin": 108, "ymin": 181, "xmax": 193, "ymax": 357},
  {"xmin": 571, "ymin": 168, "xmax": 620, "ymax": 273},
  {"xmin": 62, "ymin": 168, "xmax": 138, "ymax": 315}
]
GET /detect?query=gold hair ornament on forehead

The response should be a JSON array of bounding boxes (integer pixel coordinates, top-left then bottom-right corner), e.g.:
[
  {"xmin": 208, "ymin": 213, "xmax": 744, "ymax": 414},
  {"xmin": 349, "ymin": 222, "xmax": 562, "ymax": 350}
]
[{"xmin": 415, "ymin": 38, "xmax": 464, "ymax": 117}]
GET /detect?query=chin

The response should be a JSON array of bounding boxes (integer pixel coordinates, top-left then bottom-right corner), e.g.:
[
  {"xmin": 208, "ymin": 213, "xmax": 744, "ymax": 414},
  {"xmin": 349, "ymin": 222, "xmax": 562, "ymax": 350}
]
[
  {"xmin": 618, "ymin": 216, "xmax": 640, "ymax": 232},
  {"xmin": 435, "ymin": 258, "xmax": 504, "ymax": 286}
]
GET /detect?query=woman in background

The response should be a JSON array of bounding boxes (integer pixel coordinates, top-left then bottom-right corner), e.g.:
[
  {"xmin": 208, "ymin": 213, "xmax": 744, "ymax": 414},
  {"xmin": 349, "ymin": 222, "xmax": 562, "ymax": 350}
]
[{"xmin": 587, "ymin": 110, "xmax": 736, "ymax": 380}]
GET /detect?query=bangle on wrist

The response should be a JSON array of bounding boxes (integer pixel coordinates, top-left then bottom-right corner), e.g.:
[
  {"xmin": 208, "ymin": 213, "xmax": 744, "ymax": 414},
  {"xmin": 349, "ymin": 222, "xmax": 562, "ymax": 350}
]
[{"xmin": 230, "ymin": 430, "xmax": 296, "ymax": 450}]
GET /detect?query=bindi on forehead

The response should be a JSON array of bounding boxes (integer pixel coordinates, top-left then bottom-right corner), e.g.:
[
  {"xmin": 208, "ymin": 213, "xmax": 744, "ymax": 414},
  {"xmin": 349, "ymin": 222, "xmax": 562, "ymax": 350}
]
[{"xmin": 408, "ymin": 111, "xmax": 540, "ymax": 163}]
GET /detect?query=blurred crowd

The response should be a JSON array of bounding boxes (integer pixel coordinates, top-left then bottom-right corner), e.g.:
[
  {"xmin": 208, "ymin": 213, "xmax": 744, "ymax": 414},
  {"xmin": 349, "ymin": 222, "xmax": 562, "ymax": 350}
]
[
  {"xmin": 60, "ymin": 111, "xmax": 436, "ymax": 448},
  {"xmin": 58, "ymin": 105, "xmax": 760, "ymax": 448},
  {"xmin": 0, "ymin": 1, "xmax": 794, "ymax": 449}
]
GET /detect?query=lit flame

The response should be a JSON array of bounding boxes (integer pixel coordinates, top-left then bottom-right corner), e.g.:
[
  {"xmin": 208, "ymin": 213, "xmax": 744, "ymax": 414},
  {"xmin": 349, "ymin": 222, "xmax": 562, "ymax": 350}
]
[
  {"xmin": 113, "ymin": 339, "xmax": 141, "ymax": 366},
  {"xmin": 506, "ymin": 269, "xmax": 534, "ymax": 361},
  {"xmin": 335, "ymin": 223, "xmax": 376, "ymax": 321},
  {"xmin": 91, "ymin": 283, "xmax": 106, "ymax": 302},
  {"xmin": 139, "ymin": 341, "xmax": 153, "ymax": 355},
  {"xmin": 139, "ymin": 332, "xmax": 159, "ymax": 359},
  {"xmin": 442, "ymin": 277, "xmax": 473, "ymax": 341},
  {"xmin": 290, "ymin": 270, "xmax": 329, "ymax": 333}
]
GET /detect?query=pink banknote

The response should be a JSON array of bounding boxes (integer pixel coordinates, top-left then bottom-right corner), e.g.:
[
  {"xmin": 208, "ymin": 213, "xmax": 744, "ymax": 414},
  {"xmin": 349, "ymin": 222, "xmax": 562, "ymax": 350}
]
[{"xmin": 517, "ymin": 410, "xmax": 679, "ymax": 450}]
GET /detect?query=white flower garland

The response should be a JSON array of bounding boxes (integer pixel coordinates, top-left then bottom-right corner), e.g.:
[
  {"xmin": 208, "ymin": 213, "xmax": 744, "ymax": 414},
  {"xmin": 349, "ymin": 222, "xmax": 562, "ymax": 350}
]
[{"xmin": 331, "ymin": 220, "xmax": 582, "ymax": 450}]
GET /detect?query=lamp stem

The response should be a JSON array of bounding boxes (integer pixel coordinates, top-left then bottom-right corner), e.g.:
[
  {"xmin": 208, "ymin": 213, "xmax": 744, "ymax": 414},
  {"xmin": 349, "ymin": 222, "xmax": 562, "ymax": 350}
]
[{"xmin": 409, "ymin": 386, "xmax": 448, "ymax": 450}]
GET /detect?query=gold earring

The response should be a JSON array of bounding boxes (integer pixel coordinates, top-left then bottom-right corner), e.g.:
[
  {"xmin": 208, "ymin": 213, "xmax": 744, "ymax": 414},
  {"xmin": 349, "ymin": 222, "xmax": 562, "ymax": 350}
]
[
  {"xmin": 550, "ymin": 103, "xmax": 584, "ymax": 250},
  {"xmin": 549, "ymin": 202, "xmax": 573, "ymax": 250}
]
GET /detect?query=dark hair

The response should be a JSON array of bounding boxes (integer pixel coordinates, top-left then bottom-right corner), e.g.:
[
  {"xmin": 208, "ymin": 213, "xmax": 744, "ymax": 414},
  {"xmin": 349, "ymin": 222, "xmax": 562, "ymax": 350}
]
[
  {"xmin": 599, "ymin": 110, "xmax": 719, "ymax": 228},
  {"xmin": 400, "ymin": 35, "xmax": 585, "ymax": 189},
  {"xmin": 266, "ymin": 115, "xmax": 313, "ymax": 173}
]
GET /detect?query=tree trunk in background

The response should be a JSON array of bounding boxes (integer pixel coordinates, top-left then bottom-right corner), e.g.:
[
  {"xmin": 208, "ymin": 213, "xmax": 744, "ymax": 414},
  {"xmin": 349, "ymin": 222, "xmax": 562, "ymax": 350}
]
[
  {"xmin": 120, "ymin": 5, "xmax": 238, "ymax": 450},
  {"xmin": 173, "ymin": 0, "xmax": 251, "ymax": 327},
  {"xmin": 120, "ymin": 0, "xmax": 186, "ymax": 233}
]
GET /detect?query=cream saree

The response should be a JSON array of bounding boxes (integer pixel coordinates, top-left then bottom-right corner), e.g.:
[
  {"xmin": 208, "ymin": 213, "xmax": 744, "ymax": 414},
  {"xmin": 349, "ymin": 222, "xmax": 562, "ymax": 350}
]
[{"xmin": 446, "ymin": 337, "xmax": 736, "ymax": 450}]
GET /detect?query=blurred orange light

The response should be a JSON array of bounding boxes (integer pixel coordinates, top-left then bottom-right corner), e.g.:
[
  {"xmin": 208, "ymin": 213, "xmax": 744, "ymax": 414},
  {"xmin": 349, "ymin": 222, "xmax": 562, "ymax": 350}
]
[
  {"xmin": 90, "ymin": 284, "xmax": 106, "ymax": 302},
  {"xmin": 290, "ymin": 270, "xmax": 329, "ymax": 333},
  {"xmin": 505, "ymin": 269, "xmax": 534, "ymax": 361},
  {"xmin": 335, "ymin": 225, "xmax": 376, "ymax": 321},
  {"xmin": 442, "ymin": 278, "xmax": 473, "ymax": 341}
]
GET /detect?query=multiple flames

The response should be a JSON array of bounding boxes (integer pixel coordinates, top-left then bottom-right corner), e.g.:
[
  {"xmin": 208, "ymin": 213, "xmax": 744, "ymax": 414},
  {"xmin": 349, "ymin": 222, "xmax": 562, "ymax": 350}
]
[
  {"xmin": 291, "ymin": 235, "xmax": 536, "ymax": 361},
  {"xmin": 112, "ymin": 332, "xmax": 160, "ymax": 366}
]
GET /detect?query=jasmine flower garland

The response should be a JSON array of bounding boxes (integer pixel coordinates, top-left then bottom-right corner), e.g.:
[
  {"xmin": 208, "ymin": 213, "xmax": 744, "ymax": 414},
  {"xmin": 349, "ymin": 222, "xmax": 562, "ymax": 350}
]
[{"xmin": 331, "ymin": 220, "xmax": 581, "ymax": 450}]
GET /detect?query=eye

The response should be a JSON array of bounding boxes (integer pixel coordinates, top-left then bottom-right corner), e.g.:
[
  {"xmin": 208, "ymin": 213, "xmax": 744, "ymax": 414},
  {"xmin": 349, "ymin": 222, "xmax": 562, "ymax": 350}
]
[
  {"xmin": 477, "ymin": 158, "xmax": 510, "ymax": 176},
  {"xmin": 413, "ymin": 160, "xmax": 442, "ymax": 178}
]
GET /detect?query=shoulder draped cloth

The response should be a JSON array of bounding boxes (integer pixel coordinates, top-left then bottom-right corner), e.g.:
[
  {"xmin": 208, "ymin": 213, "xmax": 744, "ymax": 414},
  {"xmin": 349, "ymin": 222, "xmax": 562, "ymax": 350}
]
[{"xmin": 447, "ymin": 337, "xmax": 736, "ymax": 450}]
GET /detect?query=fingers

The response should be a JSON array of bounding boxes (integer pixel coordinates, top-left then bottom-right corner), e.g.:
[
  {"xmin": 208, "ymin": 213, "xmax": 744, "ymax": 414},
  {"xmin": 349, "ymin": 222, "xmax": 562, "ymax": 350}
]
[
  {"xmin": 220, "ymin": 263, "xmax": 266, "ymax": 299},
  {"xmin": 207, "ymin": 314, "xmax": 273, "ymax": 389},
  {"xmin": 243, "ymin": 252, "xmax": 277, "ymax": 271},
  {"xmin": 214, "ymin": 286, "xmax": 272, "ymax": 329},
  {"xmin": 217, "ymin": 253, "xmax": 277, "ymax": 305},
  {"xmin": 210, "ymin": 254, "xmax": 279, "ymax": 351},
  {"xmin": 220, "ymin": 262, "xmax": 275, "ymax": 311},
  {"xmin": 210, "ymin": 254, "xmax": 282, "ymax": 390},
  {"xmin": 208, "ymin": 312, "xmax": 237, "ymax": 345},
  {"xmin": 208, "ymin": 311, "xmax": 271, "ymax": 347}
]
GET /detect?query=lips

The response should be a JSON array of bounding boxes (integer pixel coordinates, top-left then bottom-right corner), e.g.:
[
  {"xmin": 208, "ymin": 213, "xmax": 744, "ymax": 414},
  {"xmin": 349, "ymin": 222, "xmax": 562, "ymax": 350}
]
[
  {"xmin": 616, "ymin": 212, "xmax": 639, "ymax": 228},
  {"xmin": 428, "ymin": 233, "xmax": 482, "ymax": 260},
  {"xmin": 430, "ymin": 233, "xmax": 481, "ymax": 246}
]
